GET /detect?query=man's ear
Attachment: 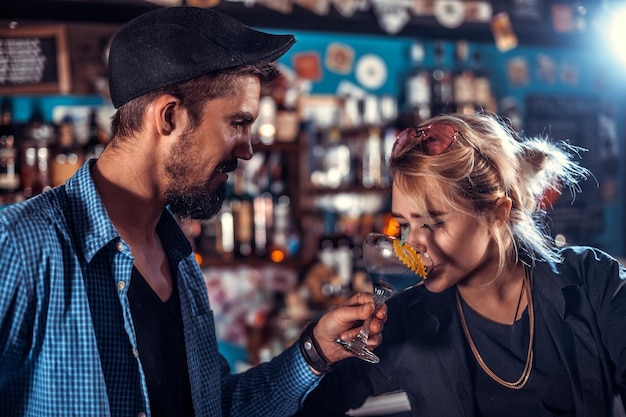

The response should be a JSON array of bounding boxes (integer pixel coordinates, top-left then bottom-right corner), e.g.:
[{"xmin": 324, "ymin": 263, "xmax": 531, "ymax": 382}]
[
  {"xmin": 493, "ymin": 196, "xmax": 513, "ymax": 224},
  {"xmin": 151, "ymin": 94, "xmax": 183, "ymax": 136}
]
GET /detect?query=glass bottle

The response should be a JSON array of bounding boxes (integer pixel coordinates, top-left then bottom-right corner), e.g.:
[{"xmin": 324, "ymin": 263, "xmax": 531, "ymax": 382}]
[
  {"xmin": 323, "ymin": 126, "xmax": 351, "ymax": 189},
  {"xmin": 50, "ymin": 116, "xmax": 82, "ymax": 187},
  {"xmin": 20, "ymin": 106, "xmax": 54, "ymax": 198},
  {"xmin": 0, "ymin": 99, "xmax": 20, "ymax": 204},
  {"xmin": 452, "ymin": 40, "xmax": 475, "ymax": 114},
  {"xmin": 472, "ymin": 50, "xmax": 494, "ymax": 112},
  {"xmin": 231, "ymin": 161, "xmax": 256, "ymax": 258},
  {"xmin": 254, "ymin": 94, "xmax": 277, "ymax": 145},
  {"xmin": 274, "ymin": 73, "xmax": 299, "ymax": 143},
  {"xmin": 362, "ymin": 96, "xmax": 383, "ymax": 189},
  {"xmin": 380, "ymin": 95, "xmax": 398, "ymax": 188},
  {"xmin": 84, "ymin": 109, "xmax": 106, "ymax": 161},
  {"xmin": 431, "ymin": 41, "xmax": 453, "ymax": 116},
  {"xmin": 404, "ymin": 41, "xmax": 431, "ymax": 125}
]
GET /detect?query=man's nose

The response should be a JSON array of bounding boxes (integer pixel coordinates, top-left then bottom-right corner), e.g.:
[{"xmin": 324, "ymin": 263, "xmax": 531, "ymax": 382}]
[{"xmin": 233, "ymin": 138, "xmax": 253, "ymax": 160}]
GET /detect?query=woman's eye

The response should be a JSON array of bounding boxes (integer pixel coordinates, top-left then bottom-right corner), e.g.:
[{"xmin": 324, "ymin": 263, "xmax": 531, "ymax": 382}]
[{"xmin": 421, "ymin": 222, "xmax": 444, "ymax": 231}]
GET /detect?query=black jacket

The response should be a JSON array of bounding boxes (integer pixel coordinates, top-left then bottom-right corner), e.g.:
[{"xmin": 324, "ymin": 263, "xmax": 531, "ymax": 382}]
[{"xmin": 295, "ymin": 247, "xmax": 626, "ymax": 417}]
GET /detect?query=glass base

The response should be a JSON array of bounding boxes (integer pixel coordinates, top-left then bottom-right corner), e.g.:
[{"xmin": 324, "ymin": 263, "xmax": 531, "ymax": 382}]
[{"xmin": 335, "ymin": 338, "xmax": 380, "ymax": 364}]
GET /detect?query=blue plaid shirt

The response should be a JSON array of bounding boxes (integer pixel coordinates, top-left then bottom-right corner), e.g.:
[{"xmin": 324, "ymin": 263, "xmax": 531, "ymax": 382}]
[{"xmin": 0, "ymin": 161, "xmax": 320, "ymax": 416}]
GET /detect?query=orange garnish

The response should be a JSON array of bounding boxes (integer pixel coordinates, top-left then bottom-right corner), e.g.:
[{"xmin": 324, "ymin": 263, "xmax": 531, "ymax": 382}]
[{"xmin": 393, "ymin": 239, "xmax": 428, "ymax": 279}]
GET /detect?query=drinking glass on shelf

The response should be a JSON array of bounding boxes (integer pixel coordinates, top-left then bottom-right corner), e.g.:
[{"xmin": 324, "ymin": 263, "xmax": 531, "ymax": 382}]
[{"xmin": 336, "ymin": 232, "xmax": 432, "ymax": 363}]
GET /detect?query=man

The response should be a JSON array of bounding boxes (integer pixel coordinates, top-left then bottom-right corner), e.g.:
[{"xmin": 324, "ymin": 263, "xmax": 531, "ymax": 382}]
[{"xmin": 0, "ymin": 7, "xmax": 385, "ymax": 416}]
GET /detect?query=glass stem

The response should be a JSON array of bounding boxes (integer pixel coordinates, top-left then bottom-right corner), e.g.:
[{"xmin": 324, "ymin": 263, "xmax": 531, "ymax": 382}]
[{"xmin": 354, "ymin": 286, "xmax": 389, "ymax": 348}]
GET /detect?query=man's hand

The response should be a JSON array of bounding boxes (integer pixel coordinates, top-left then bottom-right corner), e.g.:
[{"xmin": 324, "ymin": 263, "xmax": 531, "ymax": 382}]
[{"xmin": 312, "ymin": 292, "xmax": 387, "ymax": 365}]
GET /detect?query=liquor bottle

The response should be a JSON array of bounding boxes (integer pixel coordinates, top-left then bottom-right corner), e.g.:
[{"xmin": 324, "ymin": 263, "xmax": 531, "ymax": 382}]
[
  {"xmin": 0, "ymin": 99, "xmax": 20, "ymax": 204},
  {"xmin": 197, "ymin": 217, "xmax": 219, "ymax": 259},
  {"xmin": 253, "ymin": 92, "xmax": 277, "ymax": 145},
  {"xmin": 380, "ymin": 95, "xmax": 399, "ymax": 188},
  {"xmin": 315, "ymin": 210, "xmax": 352, "ymax": 299},
  {"xmin": 273, "ymin": 72, "xmax": 299, "ymax": 143},
  {"xmin": 362, "ymin": 126, "xmax": 383, "ymax": 189},
  {"xmin": 253, "ymin": 153, "xmax": 273, "ymax": 258},
  {"xmin": 253, "ymin": 190, "xmax": 272, "ymax": 258},
  {"xmin": 362, "ymin": 96, "xmax": 383, "ymax": 188},
  {"xmin": 431, "ymin": 41, "xmax": 453, "ymax": 116},
  {"xmin": 196, "ymin": 175, "xmax": 236, "ymax": 262},
  {"xmin": 404, "ymin": 42, "xmax": 431, "ymax": 125},
  {"xmin": 218, "ymin": 200, "xmax": 235, "ymax": 261},
  {"xmin": 231, "ymin": 166, "xmax": 255, "ymax": 258},
  {"xmin": 452, "ymin": 40, "xmax": 475, "ymax": 114},
  {"xmin": 316, "ymin": 211, "xmax": 343, "ymax": 299},
  {"xmin": 268, "ymin": 194, "xmax": 291, "ymax": 263},
  {"xmin": 323, "ymin": 126, "xmax": 351, "ymax": 188},
  {"xmin": 266, "ymin": 151, "xmax": 300, "ymax": 262},
  {"xmin": 20, "ymin": 106, "xmax": 54, "ymax": 198},
  {"xmin": 472, "ymin": 50, "xmax": 494, "ymax": 112},
  {"xmin": 84, "ymin": 109, "xmax": 106, "ymax": 161},
  {"xmin": 380, "ymin": 95, "xmax": 398, "ymax": 128},
  {"xmin": 50, "ymin": 116, "xmax": 82, "ymax": 187},
  {"xmin": 334, "ymin": 236, "xmax": 353, "ymax": 291}
]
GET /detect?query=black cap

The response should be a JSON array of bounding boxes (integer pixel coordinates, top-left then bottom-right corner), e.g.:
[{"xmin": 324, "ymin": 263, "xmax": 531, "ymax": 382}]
[{"xmin": 108, "ymin": 6, "xmax": 296, "ymax": 108}]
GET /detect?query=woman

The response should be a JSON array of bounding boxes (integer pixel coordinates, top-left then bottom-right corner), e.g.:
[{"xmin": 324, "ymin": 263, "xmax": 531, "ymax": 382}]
[{"xmin": 295, "ymin": 112, "xmax": 626, "ymax": 416}]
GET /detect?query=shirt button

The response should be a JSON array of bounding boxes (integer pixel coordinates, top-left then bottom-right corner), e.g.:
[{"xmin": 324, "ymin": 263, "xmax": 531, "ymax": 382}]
[
  {"xmin": 117, "ymin": 280, "xmax": 126, "ymax": 291},
  {"xmin": 132, "ymin": 348, "xmax": 139, "ymax": 358},
  {"xmin": 138, "ymin": 412, "xmax": 147, "ymax": 417},
  {"xmin": 116, "ymin": 241, "xmax": 125, "ymax": 252}
]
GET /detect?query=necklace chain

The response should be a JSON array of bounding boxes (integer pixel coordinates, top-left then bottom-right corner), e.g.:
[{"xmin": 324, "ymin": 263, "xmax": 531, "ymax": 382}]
[{"xmin": 456, "ymin": 266, "xmax": 534, "ymax": 390}]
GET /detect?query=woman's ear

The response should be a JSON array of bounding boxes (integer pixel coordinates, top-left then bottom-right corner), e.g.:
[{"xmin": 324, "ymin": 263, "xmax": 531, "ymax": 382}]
[{"xmin": 493, "ymin": 196, "xmax": 513, "ymax": 224}]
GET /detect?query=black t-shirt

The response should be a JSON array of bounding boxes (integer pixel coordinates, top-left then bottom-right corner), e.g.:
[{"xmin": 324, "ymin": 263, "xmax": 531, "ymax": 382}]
[
  {"xmin": 460, "ymin": 293, "xmax": 575, "ymax": 416},
  {"xmin": 128, "ymin": 266, "xmax": 195, "ymax": 417}
]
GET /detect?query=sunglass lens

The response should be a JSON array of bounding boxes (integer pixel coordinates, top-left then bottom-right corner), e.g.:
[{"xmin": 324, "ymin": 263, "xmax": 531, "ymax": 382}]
[
  {"xmin": 420, "ymin": 124, "xmax": 456, "ymax": 155},
  {"xmin": 421, "ymin": 135, "xmax": 451, "ymax": 155}
]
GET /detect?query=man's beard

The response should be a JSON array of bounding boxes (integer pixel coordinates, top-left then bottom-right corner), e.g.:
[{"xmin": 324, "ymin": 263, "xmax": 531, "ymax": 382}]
[
  {"xmin": 164, "ymin": 129, "xmax": 233, "ymax": 221},
  {"xmin": 166, "ymin": 179, "xmax": 226, "ymax": 220}
]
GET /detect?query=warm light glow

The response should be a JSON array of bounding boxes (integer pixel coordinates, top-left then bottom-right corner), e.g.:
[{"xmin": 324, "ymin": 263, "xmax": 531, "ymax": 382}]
[
  {"xmin": 606, "ymin": 5, "xmax": 626, "ymax": 67},
  {"xmin": 194, "ymin": 251, "xmax": 203, "ymax": 265},
  {"xmin": 383, "ymin": 216, "xmax": 400, "ymax": 237},
  {"xmin": 258, "ymin": 123, "xmax": 276, "ymax": 139},
  {"xmin": 270, "ymin": 249, "xmax": 285, "ymax": 262}
]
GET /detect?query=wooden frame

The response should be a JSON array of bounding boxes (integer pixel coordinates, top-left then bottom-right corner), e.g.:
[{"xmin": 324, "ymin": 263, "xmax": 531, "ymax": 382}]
[{"xmin": 0, "ymin": 25, "xmax": 71, "ymax": 94}]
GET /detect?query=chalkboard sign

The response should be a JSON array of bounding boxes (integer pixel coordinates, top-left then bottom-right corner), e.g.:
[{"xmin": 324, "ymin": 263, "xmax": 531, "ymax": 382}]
[
  {"xmin": 525, "ymin": 94, "xmax": 604, "ymax": 245},
  {"xmin": 0, "ymin": 25, "xmax": 71, "ymax": 94}
]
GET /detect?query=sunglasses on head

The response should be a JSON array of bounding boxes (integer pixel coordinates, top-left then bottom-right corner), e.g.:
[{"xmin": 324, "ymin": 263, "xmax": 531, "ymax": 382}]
[{"xmin": 392, "ymin": 123, "xmax": 460, "ymax": 158}]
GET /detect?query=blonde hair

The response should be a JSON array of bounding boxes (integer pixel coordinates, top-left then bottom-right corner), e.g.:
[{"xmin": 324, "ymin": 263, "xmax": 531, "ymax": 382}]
[{"xmin": 390, "ymin": 112, "xmax": 589, "ymax": 275}]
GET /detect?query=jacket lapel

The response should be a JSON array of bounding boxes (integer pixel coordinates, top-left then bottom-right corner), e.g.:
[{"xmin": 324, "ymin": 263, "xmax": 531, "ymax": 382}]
[
  {"xmin": 533, "ymin": 260, "xmax": 606, "ymax": 417},
  {"xmin": 422, "ymin": 289, "xmax": 475, "ymax": 416}
]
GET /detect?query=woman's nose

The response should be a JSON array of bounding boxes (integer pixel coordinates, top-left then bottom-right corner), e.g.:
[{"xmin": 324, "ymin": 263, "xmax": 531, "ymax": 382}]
[{"xmin": 406, "ymin": 229, "xmax": 428, "ymax": 254}]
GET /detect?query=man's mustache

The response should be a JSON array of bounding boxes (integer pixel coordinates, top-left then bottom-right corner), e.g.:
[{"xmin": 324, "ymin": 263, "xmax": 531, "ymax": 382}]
[{"xmin": 216, "ymin": 160, "xmax": 238, "ymax": 174}]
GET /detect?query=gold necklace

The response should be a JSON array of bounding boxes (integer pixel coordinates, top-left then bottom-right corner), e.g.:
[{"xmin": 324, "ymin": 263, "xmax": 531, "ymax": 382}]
[{"xmin": 455, "ymin": 266, "xmax": 534, "ymax": 390}]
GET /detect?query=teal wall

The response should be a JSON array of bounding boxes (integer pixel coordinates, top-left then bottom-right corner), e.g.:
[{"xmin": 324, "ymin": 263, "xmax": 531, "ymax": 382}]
[
  {"xmin": 271, "ymin": 29, "xmax": 625, "ymax": 258},
  {"xmin": 7, "ymin": 95, "xmax": 104, "ymax": 124},
  {"xmin": 2, "ymin": 29, "xmax": 624, "ymax": 257}
]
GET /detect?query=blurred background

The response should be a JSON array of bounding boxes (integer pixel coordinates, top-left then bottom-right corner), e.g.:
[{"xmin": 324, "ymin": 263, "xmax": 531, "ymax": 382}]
[{"xmin": 1, "ymin": 0, "xmax": 624, "ymax": 371}]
